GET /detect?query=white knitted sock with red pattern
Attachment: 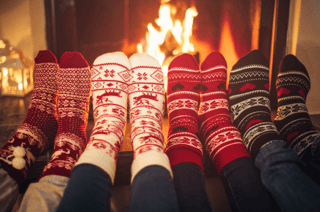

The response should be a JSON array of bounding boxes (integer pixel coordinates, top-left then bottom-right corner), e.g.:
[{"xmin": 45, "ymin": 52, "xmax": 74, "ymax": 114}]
[
  {"xmin": 75, "ymin": 52, "xmax": 130, "ymax": 183},
  {"xmin": 129, "ymin": 53, "xmax": 172, "ymax": 183}
]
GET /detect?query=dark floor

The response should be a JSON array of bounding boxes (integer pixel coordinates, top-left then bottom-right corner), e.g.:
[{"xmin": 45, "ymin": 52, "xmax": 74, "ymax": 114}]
[{"xmin": 2, "ymin": 93, "xmax": 320, "ymax": 212}]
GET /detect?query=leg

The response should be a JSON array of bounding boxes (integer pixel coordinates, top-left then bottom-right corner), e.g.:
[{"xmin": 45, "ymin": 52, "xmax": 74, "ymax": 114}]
[
  {"xmin": 0, "ymin": 166, "xmax": 19, "ymax": 212},
  {"xmin": 55, "ymin": 164, "xmax": 112, "ymax": 212},
  {"xmin": 19, "ymin": 52, "xmax": 91, "ymax": 211},
  {"xmin": 165, "ymin": 53, "xmax": 211, "ymax": 211},
  {"xmin": 130, "ymin": 166, "xmax": 178, "ymax": 212},
  {"xmin": 128, "ymin": 53, "xmax": 179, "ymax": 212},
  {"xmin": 229, "ymin": 50, "xmax": 320, "ymax": 211},
  {"xmin": 256, "ymin": 140, "xmax": 320, "ymax": 212},
  {"xmin": 200, "ymin": 51, "xmax": 278, "ymax": 212},
  {"xmin": 274, "ymin": 54, "xmax": 320, "ymax": 184}
]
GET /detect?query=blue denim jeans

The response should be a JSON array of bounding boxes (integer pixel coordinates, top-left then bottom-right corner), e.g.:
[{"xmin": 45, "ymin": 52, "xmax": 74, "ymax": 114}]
[
  {"xmin": 220, "ymin": 157, "xmax": 279, "ymax": 212},
  {"xmin": 255, "ymin": 140, "xmax": 320, "ymax": 212},
  {"xmin": 129, "ymin": 165, "xmax": 179, "ymax": 212},
  {"xmin": 56, "ymin": 164, "xmax": 179, "ymax": 212}
]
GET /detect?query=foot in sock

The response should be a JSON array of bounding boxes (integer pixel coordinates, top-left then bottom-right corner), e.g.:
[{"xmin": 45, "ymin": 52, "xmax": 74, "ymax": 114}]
[
  {"xmin": 39, "ymin": 52, "xmax": 91, "ymax": 179},
  {"xmin": 75, "ymin": 52, "xmax": 130, "ymax": 183},
  {"xmin": 129, "ymin": 53, "xmax": 172, "ymax": 182},
  {"xmin": 165, "ymin": 53, "xmax": 203, "ymax": 170},
  {"xmin": 199, "ymin": 51, "xmax": 250, "ymax": 174},
  {"xmin": 0, "ymin": 50, "xmax": 58, "ymax": 186},
  {"xmin": 228, "ymin": 50, "xmax": 281, "ymax": 159},
  {"xmin": 274, "ymin": 54, "xmax": 320, "ymax": 156}
]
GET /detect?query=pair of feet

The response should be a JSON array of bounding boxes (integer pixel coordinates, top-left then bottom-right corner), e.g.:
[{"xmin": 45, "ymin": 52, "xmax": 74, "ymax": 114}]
[
  {"xmin": 228, "ymin": 50, "xmax": 318, "ymax": 160},
  {"xmin": 0, "ymin": 50, "xmax": 91, "ymax": 186},
  {"xmin": 75, "ymin": 52, "xmax": 171, "ymax": 183},
  {"xmin": 165, "ymin": 51, "xmax": 250, "ymax": 175}
]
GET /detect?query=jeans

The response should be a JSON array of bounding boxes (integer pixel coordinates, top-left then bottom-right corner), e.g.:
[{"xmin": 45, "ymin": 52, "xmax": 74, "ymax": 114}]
[
  {"xmin": 255, "ymin": 140, "xmax": 320, "ymax": 212},
  {"xmin": 0, "ymin": 166, "xmax": 19, "ymax": 212},
  {"xmin": 129, "ymin": 165, "xmax": 179, "ymax": 212},
  {"xmin": 220, "ymin": 157, "xmax": 279, "ymax": 212},
  {"xmin": 172, "ymin": 163, "xmax": 212, "ymax": 212},
  {"xmin": 56, "ymin": 164, "xmax": 179, "ymax": 212}
]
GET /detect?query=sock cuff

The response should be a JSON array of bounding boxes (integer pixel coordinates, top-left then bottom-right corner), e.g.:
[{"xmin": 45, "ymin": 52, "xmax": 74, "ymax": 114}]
[
  {"xmin": 166, "ymin": 147, "xmax": 204, "ymax": 172},
  {"xmin": 212, "ymin": 143, "xmax": 251, "ymax": 175},
  {"xmin": 75, "ymin": 149, "xmax": 116, "ymax": 183},
  {"xmin": 131, "ymin": 151, "xmax": 172, "ymax": 183}
]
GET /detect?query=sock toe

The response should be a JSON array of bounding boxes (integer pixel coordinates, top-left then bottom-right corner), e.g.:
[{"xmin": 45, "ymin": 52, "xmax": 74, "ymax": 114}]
[
  {"xmin": 59, "ymin": 52, "xmax": 89, "ymax": 68},
  {"xmin": 232, "ymin": 50, "xmax": 268, "ymax": 70},
  {"xmin": 35, "ymin": 50, "xmax": 57, "ymax": 64},
  {"xmin": 200, "ymin": 51, "xmax": 227, "ymax": 71},
  {"xmin": 168, "ymin": 53, "xmax": 199, "ymax": 70}
]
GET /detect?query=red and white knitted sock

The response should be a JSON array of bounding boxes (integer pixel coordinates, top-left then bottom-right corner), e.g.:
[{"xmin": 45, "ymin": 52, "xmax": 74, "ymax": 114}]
[
  {"xmin": 165, "ymin": 53, "xmax": 203, "ymax": 170},
  {"xmin": 0, "ymin": 50, "xmax": 58, "ymax": 186},
  {"xmin": 39, "ymin": 52, "xmax": 91, "ymax": 179},
  {"xmin": 75, "ymin": 52, "xmax": 130, "ymax": 183},
  {"xmin": 199, "ymin": 51, "xmax": 251, "ymax": 175},
  {"xmin": 129, "ymin": 53, "xmax": 172, "ymax": 182}
]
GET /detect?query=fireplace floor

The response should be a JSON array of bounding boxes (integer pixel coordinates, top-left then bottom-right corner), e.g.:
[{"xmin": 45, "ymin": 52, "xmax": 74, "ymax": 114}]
[{"xmin": 2, "ymin": 93, "xmax": 320, "ymax": 212}]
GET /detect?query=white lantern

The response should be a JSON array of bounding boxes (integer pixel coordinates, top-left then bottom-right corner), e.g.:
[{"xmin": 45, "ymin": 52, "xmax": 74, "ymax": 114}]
[{"xmin": 0, "ymin": 58, "xmax": 33, "ymax": 97}]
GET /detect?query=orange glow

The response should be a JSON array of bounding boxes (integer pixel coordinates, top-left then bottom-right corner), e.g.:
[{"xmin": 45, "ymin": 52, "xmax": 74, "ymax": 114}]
[
  {"xmin": 137, "ymin": 3, "xmax": 198, "ymax": 73},
  {"xmin": 219, "ymin": 19, "xmax": 239, "ymax": 88},
  {"xmin": 251, "ymin": 0, "xmax": 261, "ymax": 50}
]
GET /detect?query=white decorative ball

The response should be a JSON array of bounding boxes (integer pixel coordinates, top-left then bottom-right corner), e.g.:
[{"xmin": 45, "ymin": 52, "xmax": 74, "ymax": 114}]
[
  {"xmin": 13, "ymin": 147, "xmax": 26, "ymax": 158},
  {"xmin": 12, "ymin": 157, "xmax": 26, "ymax": 170}
]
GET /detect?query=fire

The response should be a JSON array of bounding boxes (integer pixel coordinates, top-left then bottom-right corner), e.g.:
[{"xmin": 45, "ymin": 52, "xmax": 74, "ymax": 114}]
[{"xmin": 137, "ymin": 3, "xmax": 198, "ymax": 82}]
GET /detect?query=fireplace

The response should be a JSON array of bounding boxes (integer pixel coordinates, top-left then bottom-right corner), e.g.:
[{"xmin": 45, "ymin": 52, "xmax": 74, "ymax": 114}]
[
  {"xmin": 43, "ymin": 0, "xmax": 291, "ymax": 183},
  {"xmin": 45, "ymin": 0, "xmax": 290, "ymax": 109}
]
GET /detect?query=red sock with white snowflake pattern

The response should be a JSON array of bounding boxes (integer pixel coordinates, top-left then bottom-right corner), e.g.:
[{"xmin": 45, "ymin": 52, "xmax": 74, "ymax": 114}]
[
  {"xmin": 165, "ymin": 53, "xmax": 203, "ymax": 171},
  {"xmin": 199, "ymin": 51, "xmax": 251, "ymax": 175},
  {"xmin": 75, "ymin": 52, "xmax": 130, "ymax": 183},
  {"xmin": 129, "ymin": 53, "xmax": 172, "ymax": 182},
  {"xmin": 0, "ymin": 50, "xmax": 58, "ymax": 187},
  {"xmin": 39, "ymin": 52, "xmax": 91, "ymax": 179}
]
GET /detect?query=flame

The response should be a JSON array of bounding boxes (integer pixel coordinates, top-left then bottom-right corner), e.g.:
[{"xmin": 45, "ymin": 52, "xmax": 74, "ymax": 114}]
[
  {"xmin": 137, "ymin": 4, "xmax": 198, "ymax": 71},
  {"xmin": 219, "ymin": 19, "xmax": 239, "ymax": 88}
]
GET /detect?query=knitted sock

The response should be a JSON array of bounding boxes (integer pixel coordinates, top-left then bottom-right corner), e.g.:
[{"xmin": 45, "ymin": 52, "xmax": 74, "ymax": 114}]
[
  {"xmin": 274, "ymin": 54, "xmax": 319, "ymax": 156},
  {"xmin": 199, "ymin": 51, "xmax": 251, "ymax": 174},
  {"xmin": 75, "ymin": 52, "xmax": 130, "ymax": 183},
  {"xmin": 129, "ymin": 53, "xmax": 172, "ymax": 183},
  {"xmin": 0, "ymin": 50, "xmax": 58, "ymax": 187},
  {"xmin": 228, "ymin": 50, "xmax": 281, "ymax": 159},
  {"xmin": 39, "ymin": 52, "xmax": 91, "ymax": 179},
  {"xmin": 164, "ymin": 53, "xmax": 203, "ymax": 170}
]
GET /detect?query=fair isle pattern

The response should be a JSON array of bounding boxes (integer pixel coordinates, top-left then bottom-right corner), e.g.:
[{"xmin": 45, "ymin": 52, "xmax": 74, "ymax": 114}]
[
  {"xmin": 230, "ymin": 71, "xmax": 269, "ymax": 81},
  {"xmin": 198, "ymin": 99, "xmax": 229, "ymax": 115},
  {"xmin": 164, "ymin": 54, "xmax": 204, "ymax": 170},
  {"xmin": 230, "ymin": 64, "xmax": 269, "ymax": 73},
  {"xmin": 129, "ymin": 54, "xmax": 172, "ymax": 182},
  {"xmin": 129, "ymin": 65, "xmax": 165, "ymax": 155},
  {"xmin": 228, "ymin": 50, "xmax": 281, "ymax": 158},
  {"xmin": 276, "ymin": 77, "xmax": 310, "ymax": 91},
  {"xmin": 274, "ymin": 103, "xmax": 308, "ymax": 121},
  {"xmin": 168, "ymin": 99, "xmax": 198, "ymax": 115},
  {"xmin": 166, "ymin": 134, "xmax": 203, "ymax": 153},
  {"xmin": 277, "ymin": 71, "xmax": 310, "ymax": 81},
  {"xmin": 243, "ymin": 123, "xmax": 278, "ymax": 147},
  {"xmin": 76, "ymin": 55, "xmax": 130, "ymax": 183},
  {"xmin": 230, "ymin": 97, "xmax": 270, "ymax": 121},
  {"xmin": 40, "ymin": 53, "xmax": 91, "ymax": 180},
  {"xmin": 199, "ymin": 51, "xmax": 251, "ymax": 174},
  {"xmin": 29, "ymin": 63, "xmax": 58, "ymax": 115},
  {"xmin": 42, "ymin": 133, "xmax": 85, "ymax": 173},
  {"xmin": 0, "ymin": 52, "xmax": 59, "ymax": 186},
  {"xmin": 292, "ymin": 133, "xmax": 320, "ymax": 155},
  {"xmin": 206, "ymin": 129, "xmax": 243, "ymax": 159}
]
